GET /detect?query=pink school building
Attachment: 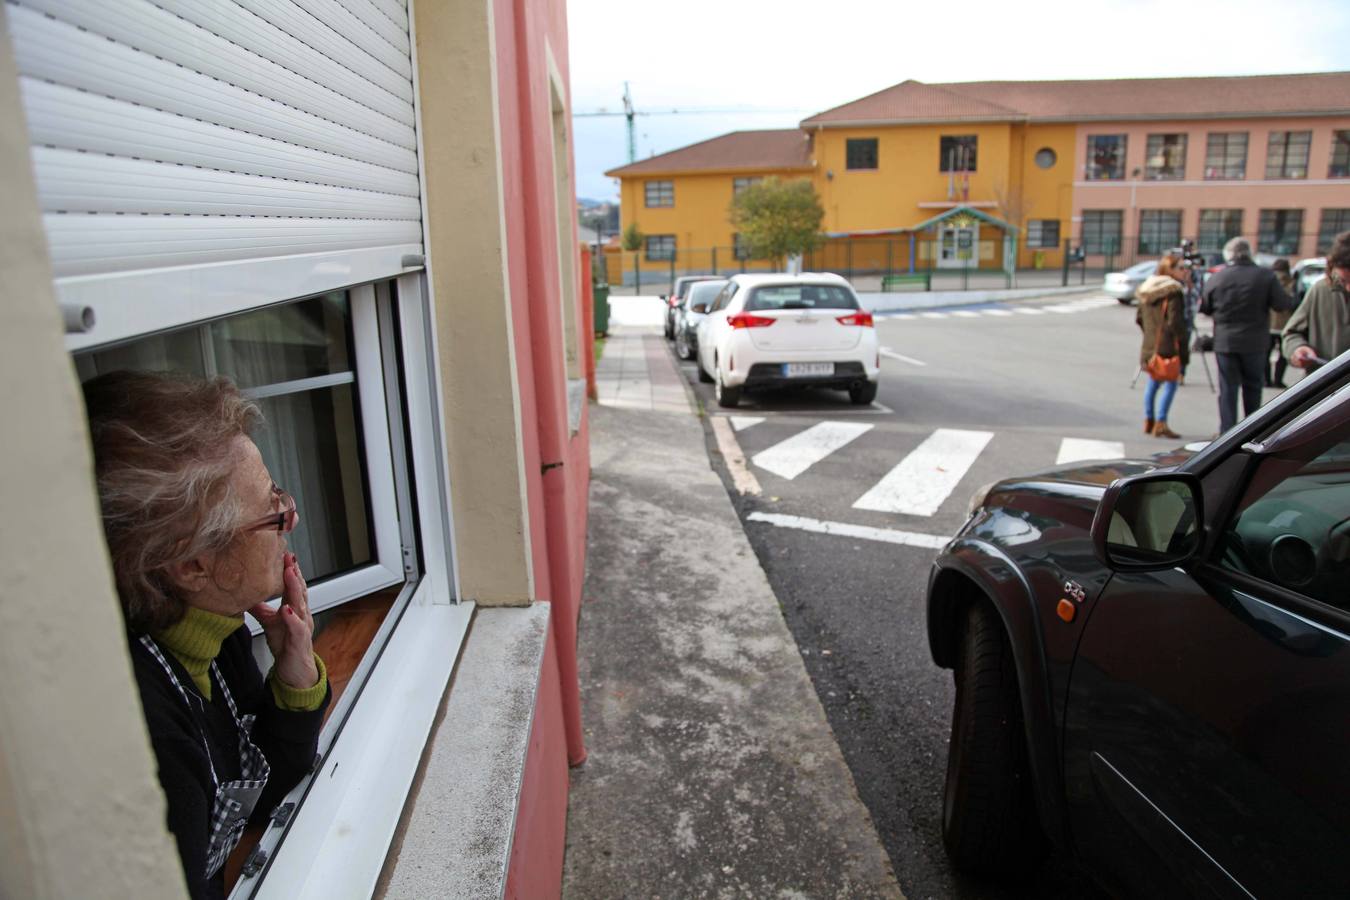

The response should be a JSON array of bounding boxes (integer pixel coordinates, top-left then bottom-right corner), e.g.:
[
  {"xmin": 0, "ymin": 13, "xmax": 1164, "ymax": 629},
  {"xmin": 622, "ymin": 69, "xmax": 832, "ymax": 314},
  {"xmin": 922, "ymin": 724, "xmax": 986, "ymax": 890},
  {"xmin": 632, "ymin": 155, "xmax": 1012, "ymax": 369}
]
[{"xmin": 1, "ymin": 0, "xmax": 589, "ymax": 897}]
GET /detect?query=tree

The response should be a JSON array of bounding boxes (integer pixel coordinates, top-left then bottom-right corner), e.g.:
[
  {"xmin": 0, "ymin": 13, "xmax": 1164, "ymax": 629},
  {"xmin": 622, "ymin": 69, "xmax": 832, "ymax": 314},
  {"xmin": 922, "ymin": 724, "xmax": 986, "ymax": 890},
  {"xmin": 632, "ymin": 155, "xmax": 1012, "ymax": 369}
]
[
  {"xmin": 729, "ymin": 178, "xmax": 824, "ymax": 265},
  {"xmin": 620, "ymin": 223, "xmax": 644, "ymax": 252}
]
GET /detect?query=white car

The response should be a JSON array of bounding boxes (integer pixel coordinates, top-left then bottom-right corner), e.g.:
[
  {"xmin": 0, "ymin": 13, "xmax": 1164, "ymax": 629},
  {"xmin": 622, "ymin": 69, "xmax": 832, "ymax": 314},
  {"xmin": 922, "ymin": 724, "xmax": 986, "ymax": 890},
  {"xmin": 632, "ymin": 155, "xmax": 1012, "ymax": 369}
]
[
  {"xmin": 1103, "ymin": 260, "xmax": 1158, "ymax": 304},
  {"xmin": 695, "ymin": 273, "xmax": 880, "ymax": 408}
]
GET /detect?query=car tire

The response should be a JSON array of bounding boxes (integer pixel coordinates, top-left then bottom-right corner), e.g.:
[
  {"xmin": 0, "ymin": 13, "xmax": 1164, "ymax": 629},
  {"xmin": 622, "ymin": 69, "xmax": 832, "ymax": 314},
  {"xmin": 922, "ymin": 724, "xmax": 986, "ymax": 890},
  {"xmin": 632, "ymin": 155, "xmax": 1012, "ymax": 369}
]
[
  {"xmin": 664, "ymin": 318, "xmax": 673, "ymax": 339},
  {"xmin": 1117, "ymin": 297, "xmax": 1134, "ymax": 305},
  {"xmin": 697, "ymin": 360, "xmax": 714, "ymax": 383},
  {"xmin": 675, "ymin": 330, "xmax": 693, "ymax": 360},
  {"xmin": 941, "ymin": 601, "xmax": 1046, "ymax": 881},
  {"xmin": 849, "ymin": 380, "xmax": 878, "ymax": 405},
  {"xmin": 714, "ymin": 370, "xmax": 740, "ymax": 408}
]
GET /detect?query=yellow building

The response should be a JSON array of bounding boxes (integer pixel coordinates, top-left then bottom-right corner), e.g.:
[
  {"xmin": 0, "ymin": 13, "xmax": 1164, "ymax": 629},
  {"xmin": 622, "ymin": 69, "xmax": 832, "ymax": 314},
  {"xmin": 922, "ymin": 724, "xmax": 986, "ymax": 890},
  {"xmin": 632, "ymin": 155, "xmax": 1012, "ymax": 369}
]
[{"xmin": 606, "ymin": 73, "xmax": 1350, "ymax": 281}]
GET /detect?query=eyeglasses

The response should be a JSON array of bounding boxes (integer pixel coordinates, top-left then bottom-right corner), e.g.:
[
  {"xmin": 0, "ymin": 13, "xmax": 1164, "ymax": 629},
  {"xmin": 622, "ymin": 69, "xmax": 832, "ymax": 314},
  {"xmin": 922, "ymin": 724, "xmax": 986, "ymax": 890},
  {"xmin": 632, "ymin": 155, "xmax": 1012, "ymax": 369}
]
[{"xmin": 244, "ymin": 484, "xmax": 298, "ymax": 534}]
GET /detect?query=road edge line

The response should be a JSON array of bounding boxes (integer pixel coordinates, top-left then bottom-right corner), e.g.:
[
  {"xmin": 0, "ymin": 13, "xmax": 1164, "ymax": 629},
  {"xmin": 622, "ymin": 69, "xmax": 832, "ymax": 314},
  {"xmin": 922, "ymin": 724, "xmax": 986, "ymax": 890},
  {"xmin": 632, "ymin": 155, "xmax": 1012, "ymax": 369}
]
[{"xmin": 711, "ymin": 416, "xmax": 762, "ymax": 496}]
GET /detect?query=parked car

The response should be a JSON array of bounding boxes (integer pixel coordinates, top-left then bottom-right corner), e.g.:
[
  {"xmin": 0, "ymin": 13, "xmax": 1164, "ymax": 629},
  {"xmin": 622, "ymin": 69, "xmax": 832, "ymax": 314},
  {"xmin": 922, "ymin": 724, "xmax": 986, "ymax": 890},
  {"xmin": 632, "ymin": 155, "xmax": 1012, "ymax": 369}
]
[
  {"xmin": 1103, "ymin": 260, "xmax": 1157, "ymax": 303},
  {"xmin": 695, "ymin": 273, "xmax": 879, "ymax": 408},
  {"xmin": 663, "ymin": 275, "xmax": 723, "ymax": 339},
  {"xmin": 1294, "ymin": 256, "xmax": 1327, "ymax": 299},
  {"xmin": 673, "ymin": 279, "xmax": 727, "ymax": 361},
  {"xmin": 927, "ymin": 351, "xmax": 1350, "ymax": 897}
]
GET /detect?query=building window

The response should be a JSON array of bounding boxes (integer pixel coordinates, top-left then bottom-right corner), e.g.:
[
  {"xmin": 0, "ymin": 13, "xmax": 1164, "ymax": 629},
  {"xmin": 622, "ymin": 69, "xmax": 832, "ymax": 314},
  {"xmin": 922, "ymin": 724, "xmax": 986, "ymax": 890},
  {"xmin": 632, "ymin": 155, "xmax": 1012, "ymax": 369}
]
[
  {"xmin": 732, "ymin": 233, "xmax": 752, "ymax": 260},
  {"xmin": 1257, "ymin": 209, "xmax": 1304, "ymax": 254},
  {"xmin": 1144, "ymin": 134, "xmax": 1187, "ymax": 180},
  {"xmin": 1204, "ymin": 132, "xmax": 1248, "ymax": 180},
  {"xmin": 1197, "ymin": 209, "xmax": 1243, "ymax": 252},
  {"xmin": 939, "ymin": 135, "xmax": 978, "ymax": 172},
  {"xmin": 644, "ymin": 180, "xmax": 674, "ymax": 207},
  {"xmin": 846, "ymin": 138, "xmax": 878, "ymax": 170},
  {"xmin": 1081, "ymin": 210, "xmax": 1123, "ymax": 254},
  {"xmin": 1138, "ymin": 209, "xmax": 1182, "ymax": 254},
  {"xmin": 1318, "ymin": 209, "xmax": 1350, "ymax": 253},
  {"xmin": 1330, "ymin": 131, "xmax": 1350, "ymax": 178},
  {"xmin": 732, "ymin": 177, "xmax": 761, "ymax": 195},
  {"xmin": 1026, "ymin": 219, "xmax": 1060, "ymax": 249},
  {"xmin": 1265, "ymin": 131, "xmax": 1311, "ymax": 179},
  {"xmin": 1033, "ymin": 147, "xmax": 1057, "ymax": 169},
  {"xmin": 645, "ymin": 234, "xmax": 676, "ymax": 261},
  {"xmin": 1086, "ymin": 135, "xmax": 1127, "ymax": 180}
]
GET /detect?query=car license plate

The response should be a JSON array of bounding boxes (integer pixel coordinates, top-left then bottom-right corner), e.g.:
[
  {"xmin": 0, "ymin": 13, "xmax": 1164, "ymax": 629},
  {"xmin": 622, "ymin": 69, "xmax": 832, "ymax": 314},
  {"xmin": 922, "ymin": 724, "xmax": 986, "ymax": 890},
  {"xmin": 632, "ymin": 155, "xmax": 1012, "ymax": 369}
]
[{"xmin": 783, "ymin": 362, "xmax": 834, "ymax": 377}]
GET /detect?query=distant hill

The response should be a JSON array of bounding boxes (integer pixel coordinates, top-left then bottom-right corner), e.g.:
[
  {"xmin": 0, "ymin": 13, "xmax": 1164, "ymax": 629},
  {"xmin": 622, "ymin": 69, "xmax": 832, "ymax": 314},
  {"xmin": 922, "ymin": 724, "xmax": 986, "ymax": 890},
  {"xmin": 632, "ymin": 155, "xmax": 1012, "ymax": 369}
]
[{"xmin": 576, "ymin": 197, "xmax": 607, "ymax": 210}]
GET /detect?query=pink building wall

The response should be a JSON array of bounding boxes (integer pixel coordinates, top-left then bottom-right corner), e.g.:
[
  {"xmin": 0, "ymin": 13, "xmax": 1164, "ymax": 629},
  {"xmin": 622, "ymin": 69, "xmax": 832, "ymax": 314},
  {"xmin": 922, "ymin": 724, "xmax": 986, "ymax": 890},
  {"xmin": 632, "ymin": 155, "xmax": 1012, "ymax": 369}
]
[
  {"xmin": 1072, "ymin": 117, "xmax": 1350, "ymax": 259},
  {"xmin": 492, "ymin": 0, "xmax": 590, "ymax": 888}
]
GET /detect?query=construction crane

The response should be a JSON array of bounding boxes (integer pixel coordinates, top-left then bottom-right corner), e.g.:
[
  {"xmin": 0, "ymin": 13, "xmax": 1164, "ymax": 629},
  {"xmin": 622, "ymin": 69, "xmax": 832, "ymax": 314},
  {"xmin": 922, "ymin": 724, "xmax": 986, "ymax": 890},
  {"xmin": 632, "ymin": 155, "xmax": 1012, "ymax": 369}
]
[{"xmin": 573, "ymin": 84, "xmax": 808, "ymax": 164}]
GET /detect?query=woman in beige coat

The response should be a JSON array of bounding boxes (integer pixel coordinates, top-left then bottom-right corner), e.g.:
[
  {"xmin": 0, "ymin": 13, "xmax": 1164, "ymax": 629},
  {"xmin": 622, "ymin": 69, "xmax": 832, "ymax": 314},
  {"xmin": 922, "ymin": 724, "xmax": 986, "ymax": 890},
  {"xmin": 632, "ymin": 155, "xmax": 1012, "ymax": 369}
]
[{"xmin": 1135, "ymin": 252, "xmax": 1190, "ymax": 438}]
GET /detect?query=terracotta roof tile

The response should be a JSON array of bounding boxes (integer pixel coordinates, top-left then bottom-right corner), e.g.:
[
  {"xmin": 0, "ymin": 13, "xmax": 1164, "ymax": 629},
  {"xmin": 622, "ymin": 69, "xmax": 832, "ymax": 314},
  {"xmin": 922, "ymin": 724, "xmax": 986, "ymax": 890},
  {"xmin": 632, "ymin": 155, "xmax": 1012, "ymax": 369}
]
[
  {"xmin": 604, "ymin": 129, "xmax": 812, "ymax": 177},
  {"xmin": 801, "ymin": 72, "xmax": 1350, "ymax": 126}
]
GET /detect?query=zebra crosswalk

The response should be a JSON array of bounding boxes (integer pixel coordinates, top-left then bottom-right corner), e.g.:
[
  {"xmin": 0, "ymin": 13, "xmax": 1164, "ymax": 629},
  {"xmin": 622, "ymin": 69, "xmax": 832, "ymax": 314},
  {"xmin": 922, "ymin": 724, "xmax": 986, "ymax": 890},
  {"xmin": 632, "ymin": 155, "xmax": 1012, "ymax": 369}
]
[
  {"xmin": 722, "ymin": 415, "xmax": 1133, "ymax": 522},
  {"xmin": 878, "ymin": 296, "xmax": 1117, "ymax": 322}
]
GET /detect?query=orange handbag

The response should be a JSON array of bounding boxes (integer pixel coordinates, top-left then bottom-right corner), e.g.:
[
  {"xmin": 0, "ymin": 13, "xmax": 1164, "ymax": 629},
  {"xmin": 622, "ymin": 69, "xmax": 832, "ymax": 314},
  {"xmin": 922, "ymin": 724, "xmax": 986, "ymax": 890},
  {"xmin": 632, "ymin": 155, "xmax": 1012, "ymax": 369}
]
[{"xmin": 1145, "ymin": 298, "xmax": 1181, "ymax": 382}]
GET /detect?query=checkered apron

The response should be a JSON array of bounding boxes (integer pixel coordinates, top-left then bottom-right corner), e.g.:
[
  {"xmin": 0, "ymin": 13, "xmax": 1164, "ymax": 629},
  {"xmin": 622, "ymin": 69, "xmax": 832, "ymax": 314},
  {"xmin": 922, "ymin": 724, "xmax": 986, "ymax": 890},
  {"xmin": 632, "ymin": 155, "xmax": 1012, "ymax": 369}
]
[{"xmin": 139, "ymin": 636, "xmax": 272, "ymax": 880}]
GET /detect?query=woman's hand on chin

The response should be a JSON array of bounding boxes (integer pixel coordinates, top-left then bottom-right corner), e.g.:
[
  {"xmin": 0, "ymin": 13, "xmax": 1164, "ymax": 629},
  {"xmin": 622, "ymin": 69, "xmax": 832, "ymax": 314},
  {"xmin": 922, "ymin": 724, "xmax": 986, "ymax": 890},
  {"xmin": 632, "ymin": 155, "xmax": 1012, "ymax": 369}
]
[{"xmin": 250, "ymin": 552, "xmax": 320, "ymax": 690}]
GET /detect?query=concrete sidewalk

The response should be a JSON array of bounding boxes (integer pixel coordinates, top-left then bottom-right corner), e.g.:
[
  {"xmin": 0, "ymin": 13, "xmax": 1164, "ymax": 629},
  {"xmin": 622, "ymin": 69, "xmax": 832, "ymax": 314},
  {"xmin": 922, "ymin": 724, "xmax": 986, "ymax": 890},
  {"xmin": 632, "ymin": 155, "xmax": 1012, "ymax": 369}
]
[{"xmin": 563, "ymin": 325, "xmax": 903, "ymax": 898}]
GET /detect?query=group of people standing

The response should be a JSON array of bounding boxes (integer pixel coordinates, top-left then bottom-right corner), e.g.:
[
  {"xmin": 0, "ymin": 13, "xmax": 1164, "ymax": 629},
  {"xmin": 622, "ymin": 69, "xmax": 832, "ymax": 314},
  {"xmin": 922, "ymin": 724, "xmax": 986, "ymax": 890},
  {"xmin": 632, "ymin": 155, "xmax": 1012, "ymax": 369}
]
[{"xmin": 1134, "ymin": 231, "xmax": 1350, "ymax": 438}]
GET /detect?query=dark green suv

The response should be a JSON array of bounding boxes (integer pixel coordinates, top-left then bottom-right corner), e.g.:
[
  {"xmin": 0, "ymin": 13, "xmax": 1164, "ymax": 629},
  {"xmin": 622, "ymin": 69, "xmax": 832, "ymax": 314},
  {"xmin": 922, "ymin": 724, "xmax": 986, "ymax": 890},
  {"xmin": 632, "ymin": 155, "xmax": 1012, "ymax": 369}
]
[{"xmin": 927, "ymin": 353, "xmax": 1350, "ymax": 898}]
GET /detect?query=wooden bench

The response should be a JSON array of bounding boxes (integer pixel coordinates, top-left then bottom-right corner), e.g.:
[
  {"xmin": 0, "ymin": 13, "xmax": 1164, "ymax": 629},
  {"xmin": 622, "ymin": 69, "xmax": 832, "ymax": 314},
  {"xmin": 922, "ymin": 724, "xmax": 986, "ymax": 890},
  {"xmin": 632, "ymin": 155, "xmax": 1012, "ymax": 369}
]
[{"xmin": 881, "ymin": 272, "xmax": 931, "ymax": 291}]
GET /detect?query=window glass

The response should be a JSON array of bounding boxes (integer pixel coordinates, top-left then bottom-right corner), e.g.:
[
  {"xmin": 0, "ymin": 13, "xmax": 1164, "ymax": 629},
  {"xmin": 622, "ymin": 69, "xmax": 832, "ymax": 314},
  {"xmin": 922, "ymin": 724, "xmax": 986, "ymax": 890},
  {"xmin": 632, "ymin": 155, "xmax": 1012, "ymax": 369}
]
[
  {"xmin": 710, "ymin": 283, "xmax": 737, "ymax": 312},
  {"xmin": 77, "ymin": 293, "xmax": 373, "ymax": 584},
  {"xmin": 1217, "ymin": 431, "xmax": 1350, "ymax": 612},
  {"xmin": 1318, "ymin": 209, "xmax": 1350, "ymax": 254},
  {"xmin": 645, "ymin": 234, "xmax": 676, "ymax": 262},
  {"xmin": 846, "ymin": 138, "xmax": 878, "ymax": 171},
  {"xmin": 1198, "ymin": 209, "xmax": 1243, "ymax": 252},
  {"xmin": 1331, "ymin": 131, "xmax": 1350, "ymax": 178},
  {"xmin": 644, "ymin": 180, "xmax": 674, "ymax": 207},
  {"xmin": 744, "ymin": 284, "xmax": 858, "ymax": 311},
  {"xmin": 939, "ymin": 135, "xmax": 978, "ymax": 172},
  {"xmin": 1145, "ymin": 133, "xmax": 1187, "ymax": 180},
  {"xmin": 732, "ymin": 176, "xmax": 761, "ymax": 195},
  {"xmin": 733, "ymin": 233, "xmax": 752, "ymax": 261},
  {"xmin": 685, "ymin": 281, "xmax": 726, "ymax": 309},
  {"xmin": 1258, "ymin": 209, "xmax": 1304, "ymax": 255},
  {"xmin": 1086, "ymin": 135, "xmax": 1126, "ymax": 180},
  {"xmin": 1205, "ymin": 132, "xmax": 1248, "ymax": 179},
  {"xmin": 1033, "ymin": 147, "xmax": 1057, "ymax": 169},
  {"xmin": 1266, "ymin": 131, "xmax": 1312, "ymax": 179},
  {"xmin": 1138, "ymin": 209, "xmax": 1182, "ymax": 255},
  {"xmin": 1026, "ymin": 219, "xmax": 1060, "ymax": 249},
  {"xmin": 1081, "ymin": 210, "xmax": 1123, "ymax": 254}
]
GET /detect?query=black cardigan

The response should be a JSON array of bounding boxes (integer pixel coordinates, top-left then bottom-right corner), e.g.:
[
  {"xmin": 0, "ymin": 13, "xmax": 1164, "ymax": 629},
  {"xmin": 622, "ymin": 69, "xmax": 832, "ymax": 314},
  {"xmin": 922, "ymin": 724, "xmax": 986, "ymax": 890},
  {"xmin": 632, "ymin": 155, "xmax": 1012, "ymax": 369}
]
[{"xmin": 130, "ymin": 626, "xmax": 329, "ymax": 899}]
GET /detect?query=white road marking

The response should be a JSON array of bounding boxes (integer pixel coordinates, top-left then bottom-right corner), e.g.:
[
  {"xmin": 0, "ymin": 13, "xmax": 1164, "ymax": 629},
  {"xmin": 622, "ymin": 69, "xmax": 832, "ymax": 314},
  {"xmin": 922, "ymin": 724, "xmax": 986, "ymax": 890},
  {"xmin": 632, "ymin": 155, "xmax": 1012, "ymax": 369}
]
[
  {"xmin": 853, "ymin": 428, "xmax": 994, "ymax": 516},
  {"xmin": 752, "ymin": 421, "xmax": 874, "ymax": 480},
  {"xmin": 952, "ymin": 310, "xmax": 979, "ymax": 318},
  {"xmin": 880, "ymin": 347, "xmax": 927, "ymax": 366},
  {"xmin": 1056, "ymin": 438, "xmax": 1125, "ymax": 464},
  {"xmin": 982, "ymin": 308, "xmax": 1013, "ymax": 316},
  {"xmin": 747, "ymin": 512, "xmax": 950, "ymax": 550},
  {"xmin": 919, "ymin": 311, "xmax": 948, "ymax": 319},
  {"xmin": 710, "ymin": 417, "xmax": 761, "ymax": 495},
  {"xmin": 1013, "ymin": 307, "xmax": 1046, "ymax": 315},
  {"xmin": 730, "ymin": 415, "xmax": 765, "ymax": 432}
]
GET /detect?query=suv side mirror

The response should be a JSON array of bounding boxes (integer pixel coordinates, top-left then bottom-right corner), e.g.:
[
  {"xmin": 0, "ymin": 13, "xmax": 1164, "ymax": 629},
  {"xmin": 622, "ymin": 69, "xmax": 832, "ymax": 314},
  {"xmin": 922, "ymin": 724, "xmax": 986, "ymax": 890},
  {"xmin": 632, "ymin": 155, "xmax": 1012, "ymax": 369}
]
[
  {"xmin": 1090, "ymin": 471, "xmax": 1204, "ymax": 571},
  {"xmin": 691, "ymin": 302, "xmax": 708, "ymax": 314}
]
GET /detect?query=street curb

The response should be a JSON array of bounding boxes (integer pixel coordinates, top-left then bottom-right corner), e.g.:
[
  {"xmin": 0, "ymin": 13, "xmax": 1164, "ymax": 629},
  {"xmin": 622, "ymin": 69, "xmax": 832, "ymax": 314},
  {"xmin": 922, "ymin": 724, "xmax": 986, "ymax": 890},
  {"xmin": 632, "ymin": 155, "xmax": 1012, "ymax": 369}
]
[{"xmin": 861, "ymin": 284, "xmax": 1099, "ymax": 314}]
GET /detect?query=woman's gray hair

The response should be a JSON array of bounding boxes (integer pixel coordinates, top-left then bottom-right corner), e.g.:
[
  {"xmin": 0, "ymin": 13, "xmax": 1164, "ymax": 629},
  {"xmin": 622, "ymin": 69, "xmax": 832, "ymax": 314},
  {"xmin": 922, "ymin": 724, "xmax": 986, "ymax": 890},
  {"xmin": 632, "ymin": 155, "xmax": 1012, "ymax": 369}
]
[
  {"xmin": 1223, "ymin": 237, "xmax": 1252, "ymax": 263},
  {"xmin": 83, "ymin": 371, "xmax": 262, "ymax": 633}
]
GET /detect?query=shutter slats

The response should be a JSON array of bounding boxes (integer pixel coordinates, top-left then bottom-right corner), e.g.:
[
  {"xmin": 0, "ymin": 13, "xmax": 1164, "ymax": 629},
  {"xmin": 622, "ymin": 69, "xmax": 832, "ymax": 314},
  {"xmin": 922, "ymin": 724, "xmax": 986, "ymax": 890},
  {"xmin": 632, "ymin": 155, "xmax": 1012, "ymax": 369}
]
[
  {"xmin": 286, "ymin": 0, "xmax": 411, "ymax": 78},
  {"xmin": 337, "ymin": 0, "xmax": 411, "ymax": 54},
  {"xmin": 34, "ymin": 147, "xmax": 422, "ymax": 219},
  {"xmin": 362, "ymin": 0, "xmax": 409, "ymax": 32},
  {"xmin": 21, "ymin": 79, "xmax": 421, "ymax": 196},
  {"xmin": 18, "ymin": 0, "xmax": 416, "ymax": 140},
  {"xmin": 44, "ymin": 216, "xmax": 423, "ymax": 277},
  {"xmin": 12, "ymin": 5, "xmax": 418, "ymax": 173}
]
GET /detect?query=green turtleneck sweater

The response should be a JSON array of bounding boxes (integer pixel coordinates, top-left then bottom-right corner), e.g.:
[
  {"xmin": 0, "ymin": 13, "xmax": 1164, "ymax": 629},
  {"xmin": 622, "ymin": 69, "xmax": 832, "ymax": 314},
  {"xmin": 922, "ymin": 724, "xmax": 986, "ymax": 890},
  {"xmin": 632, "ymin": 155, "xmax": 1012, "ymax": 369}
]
[{"xmin": 153, "ymin": 606, "xmax": 328, "ymax": 712}]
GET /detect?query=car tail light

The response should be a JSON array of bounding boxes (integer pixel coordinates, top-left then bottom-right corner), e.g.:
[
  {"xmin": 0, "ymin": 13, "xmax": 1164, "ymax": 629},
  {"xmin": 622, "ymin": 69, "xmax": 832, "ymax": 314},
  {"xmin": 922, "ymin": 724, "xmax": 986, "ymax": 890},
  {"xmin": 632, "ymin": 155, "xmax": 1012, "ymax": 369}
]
[
  {"xmin": 728, "ymin": 313, "xmax": 775, "ymax": 329},
  {"xmin": 836, "ymin": 311, "xmax": 874, "ymax": 327}
]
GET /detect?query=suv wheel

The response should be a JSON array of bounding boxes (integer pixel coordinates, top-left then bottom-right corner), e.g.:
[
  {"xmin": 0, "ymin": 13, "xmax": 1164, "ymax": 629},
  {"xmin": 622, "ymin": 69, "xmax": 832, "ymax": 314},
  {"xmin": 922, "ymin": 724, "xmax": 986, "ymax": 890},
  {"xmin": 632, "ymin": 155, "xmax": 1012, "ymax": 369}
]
[
  {"xmin": 715, "ymin": 370, "xmax": 741, "ymax": 408},
  {"xmin": 698, "ymin": 360, "xmax": 714, "ymax": 383},
  {"xmin": 942, "ymin": 601, "xmax": 1046, "ymax": 880},
  {"xmin": 849, "ymin": 380, "xmax": 878, "ymax": 405},
  {"xmin": 675, "ymin": 330, "xmax": 693, "ymax": 360}
]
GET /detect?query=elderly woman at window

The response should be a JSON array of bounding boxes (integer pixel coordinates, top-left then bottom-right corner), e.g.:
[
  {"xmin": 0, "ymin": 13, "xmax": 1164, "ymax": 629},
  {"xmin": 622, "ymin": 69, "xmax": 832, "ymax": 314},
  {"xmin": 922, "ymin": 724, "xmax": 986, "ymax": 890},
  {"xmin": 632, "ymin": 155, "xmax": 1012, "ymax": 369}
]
[{"xmin": 84, "ymin": 371, "xmax": 329, "ymax": 899}]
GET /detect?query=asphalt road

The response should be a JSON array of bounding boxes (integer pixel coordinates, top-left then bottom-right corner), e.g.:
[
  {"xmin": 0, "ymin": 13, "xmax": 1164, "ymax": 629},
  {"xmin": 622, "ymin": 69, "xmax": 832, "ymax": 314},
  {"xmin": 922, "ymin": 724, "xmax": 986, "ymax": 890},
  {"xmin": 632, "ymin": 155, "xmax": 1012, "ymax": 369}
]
[{"xmin": 677, "ymin": 291, "xmax": 1299, "ymax": 900}]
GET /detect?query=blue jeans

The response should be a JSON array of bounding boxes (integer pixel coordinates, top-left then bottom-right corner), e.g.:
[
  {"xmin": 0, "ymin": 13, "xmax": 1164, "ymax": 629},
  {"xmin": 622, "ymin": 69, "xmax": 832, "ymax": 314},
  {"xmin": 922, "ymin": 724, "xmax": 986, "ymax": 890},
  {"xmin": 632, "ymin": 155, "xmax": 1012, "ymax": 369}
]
[{"xmin": 1144, "ymin": 376, "xmax": 1177, "ymax": 422}]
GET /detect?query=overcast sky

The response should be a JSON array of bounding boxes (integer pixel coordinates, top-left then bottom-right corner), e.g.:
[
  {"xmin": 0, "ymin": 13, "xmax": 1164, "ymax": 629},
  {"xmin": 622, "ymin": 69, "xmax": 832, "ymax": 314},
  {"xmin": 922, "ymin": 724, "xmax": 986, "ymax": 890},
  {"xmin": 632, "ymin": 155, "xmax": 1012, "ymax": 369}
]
[{"xmin": 566, "ymin": 0, "xmax": 1350, "ymax": 203}]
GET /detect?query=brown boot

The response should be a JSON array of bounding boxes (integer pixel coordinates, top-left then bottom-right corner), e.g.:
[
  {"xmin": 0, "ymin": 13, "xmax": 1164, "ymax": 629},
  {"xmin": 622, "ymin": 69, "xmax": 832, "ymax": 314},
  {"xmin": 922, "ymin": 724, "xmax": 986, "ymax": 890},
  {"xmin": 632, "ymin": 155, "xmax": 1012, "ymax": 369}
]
[
  {"xmin": 1144, "ymin": 418, "xmax": 1155, "ymax": 434},
  {"xmin": 1153, "ymin": 421, "xmax": 1180, "ymax": 439}
]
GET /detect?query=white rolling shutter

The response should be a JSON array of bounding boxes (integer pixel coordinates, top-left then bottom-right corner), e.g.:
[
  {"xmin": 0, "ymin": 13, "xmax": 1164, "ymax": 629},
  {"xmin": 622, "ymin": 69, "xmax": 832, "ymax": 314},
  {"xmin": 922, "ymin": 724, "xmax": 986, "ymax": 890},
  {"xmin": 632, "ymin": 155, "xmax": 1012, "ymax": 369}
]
[{"xmin": 8, "ymin": 0, "xmax": 422, "ymax": 346}]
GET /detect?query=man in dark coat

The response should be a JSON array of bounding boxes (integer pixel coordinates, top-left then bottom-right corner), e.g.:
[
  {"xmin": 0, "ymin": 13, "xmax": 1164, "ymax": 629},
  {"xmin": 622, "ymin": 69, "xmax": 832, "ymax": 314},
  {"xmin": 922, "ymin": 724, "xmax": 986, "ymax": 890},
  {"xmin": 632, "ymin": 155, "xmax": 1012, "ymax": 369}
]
[{"xmin": 1200, "ymin": 237, "xmax": 1293, "ymax": 432}]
